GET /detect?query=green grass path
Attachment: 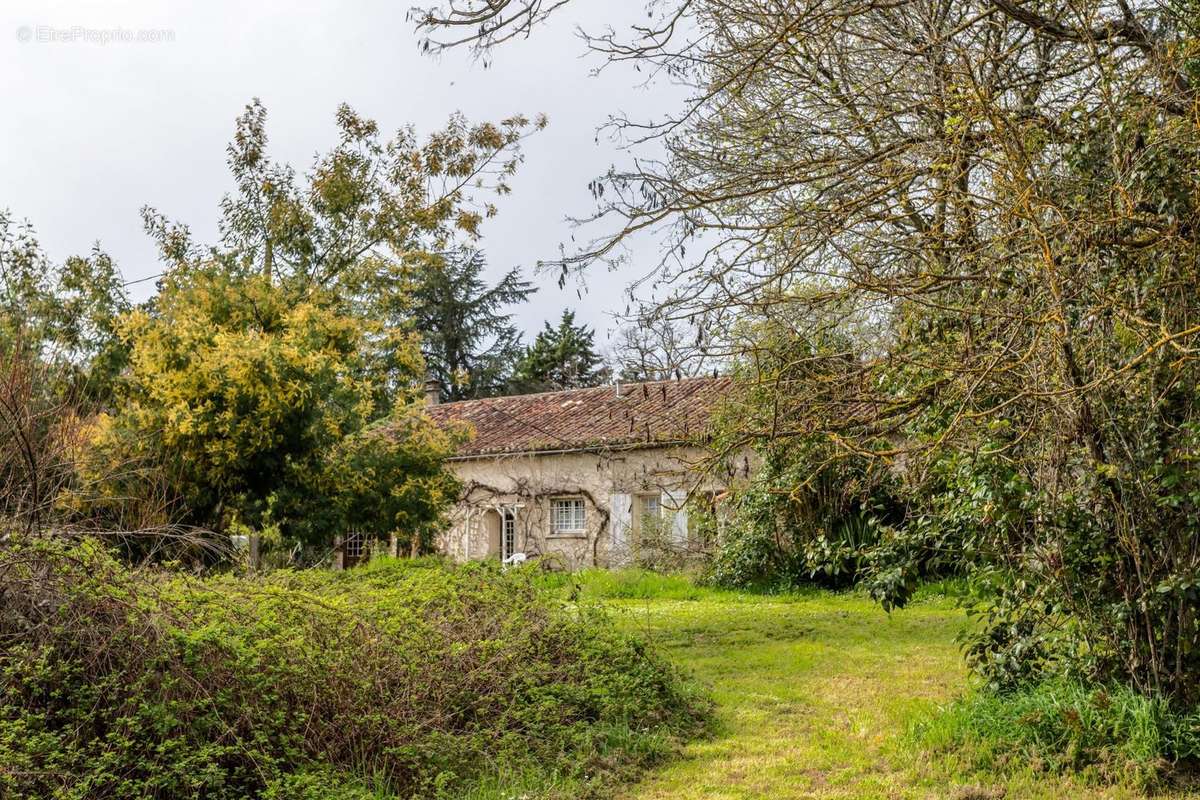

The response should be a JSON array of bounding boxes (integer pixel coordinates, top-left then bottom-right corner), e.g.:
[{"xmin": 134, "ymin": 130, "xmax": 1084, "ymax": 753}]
[{"xmin": 601, "ymin": 586, "xmax": 1180, "ymax": 800}]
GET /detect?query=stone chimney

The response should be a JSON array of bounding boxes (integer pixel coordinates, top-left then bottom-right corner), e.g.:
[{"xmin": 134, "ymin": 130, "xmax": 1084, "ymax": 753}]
[{"xmin": 423, "ymin": 375, "xmax": 442, "ymax": 406}]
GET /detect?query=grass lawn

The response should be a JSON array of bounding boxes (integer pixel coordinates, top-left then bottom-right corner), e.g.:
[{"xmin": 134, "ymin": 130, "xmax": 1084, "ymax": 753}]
[{"xmin": 556, "ymin": 573, "xmax": 1193, "ymax": 800}]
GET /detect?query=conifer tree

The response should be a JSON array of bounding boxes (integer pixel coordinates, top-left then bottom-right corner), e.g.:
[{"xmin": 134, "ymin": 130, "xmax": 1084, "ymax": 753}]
[
  {"xmin": 411, "ymin": 248, "xmax": 533, "ymax": 401},
  {"xmin": 509, "ymin": 310, "xmax": 607, "ymax": 392}
]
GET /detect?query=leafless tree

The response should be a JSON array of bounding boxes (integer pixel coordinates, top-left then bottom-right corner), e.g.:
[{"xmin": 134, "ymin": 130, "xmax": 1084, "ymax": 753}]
[
  {"xmin": 609, "ymin": 310, "xmax": 719, "ymax": 380},
  {"xmin": 415, "ymin": 0, "xmax": 1197, "ymax": 448},
  {"xmin": 0, "ymin": 342, "xmax": 79, "ymax": 535}
]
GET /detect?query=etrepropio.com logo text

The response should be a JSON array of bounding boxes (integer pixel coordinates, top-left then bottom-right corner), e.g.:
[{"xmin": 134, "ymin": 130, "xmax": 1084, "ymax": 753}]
[{"xmin": 16, "ymin": 25, "xmax": 176, "ymax": 45}]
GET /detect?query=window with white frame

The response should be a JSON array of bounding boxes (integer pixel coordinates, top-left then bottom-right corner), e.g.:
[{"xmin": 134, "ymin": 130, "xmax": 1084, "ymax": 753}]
[
  {"xmin": 550, "ymin": 497, "xmax": 586, "ymax": 535},
  {"xmin": 502, "ymin": 509, "xmax": 516, "ymax": 560}
]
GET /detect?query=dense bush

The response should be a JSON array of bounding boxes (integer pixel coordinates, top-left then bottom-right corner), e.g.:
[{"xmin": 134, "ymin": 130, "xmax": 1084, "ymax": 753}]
[
  {"xmin": 0, "ymin": 538, "xmax": 706, "ymax": 799},
  {"xmin": 704, "ymin": 404, "xmax": 904, "ymax": 590},
  {"xmin": 914, "ymin": 680, "xmax": 1200, "ymax": 789},
  {"xmin": 704, "ymin": 468, "xmax": 892, "ymax": 591},
  {"xmin": 74, "ymin": 269, "xmax": 461, "ymax": 550},
  {"xmin": 698, "ymin": 318, "xmax": 913, "ymax": 591}
]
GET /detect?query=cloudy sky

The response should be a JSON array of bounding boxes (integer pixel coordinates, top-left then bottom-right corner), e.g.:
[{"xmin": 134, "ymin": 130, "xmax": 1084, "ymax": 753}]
[{"xmin": 1, "ymin": 0, "xmax": 676, "ymax": 345}]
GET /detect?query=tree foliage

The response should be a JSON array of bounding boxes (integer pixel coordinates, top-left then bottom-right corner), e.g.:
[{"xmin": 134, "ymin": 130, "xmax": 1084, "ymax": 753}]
[
  {"xmin": 705, "ymin": 313, "xmax": 901, "ymax": 589},
  {"xmin": 0, "ymin": 213, "xmax": 130, "ymax": 406},
  {"xmin": 78, "ymin": 270, "xmax": 457, "ymax": 546},
  {"xmin": 510, "ymin": 309, "xmax": 608, "ymax": 392},
  {"xmin": 319, "ymin": 413, "xmax": 463, "ymax": 553},
  {"xmin": 147, "ymin": 99, "xmax": 542, "ymax": 287},
  {"xmin": 411, "ymin": 247, "xmax": 534, "ymax": 400},
  {"xmin": 72, "ymin": 100, "xmax": 543, "ymax": 547}
]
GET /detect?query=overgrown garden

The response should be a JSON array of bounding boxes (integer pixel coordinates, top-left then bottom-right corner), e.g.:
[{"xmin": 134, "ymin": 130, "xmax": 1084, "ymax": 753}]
[
  {"xmin": 7, "ymin": 0, "xmax": 1200, "ymax": 795},
  {"xmin": 0, "ymin": 102, "xmax": 702, "ymax": 798},
  {"xmin": 413, "ymin": 0, "xmax": 1200, "ymax": 787}
]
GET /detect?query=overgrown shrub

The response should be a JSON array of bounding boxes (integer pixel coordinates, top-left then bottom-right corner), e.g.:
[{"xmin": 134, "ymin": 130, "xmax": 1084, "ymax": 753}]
[
  {"xmin": 913, "ymin": 680, "xmax": 1200, "ymax": 789},
  {"xmin": 704, "ymin": 444, "xmax": 900, "ymax": 590},
  {"xmin": 0, "ymin": 538, "xmax": 707, "ymax": 799},
  {"xmin": 701, "ymin": 323, "xmax": 909, "ymax": 591}
]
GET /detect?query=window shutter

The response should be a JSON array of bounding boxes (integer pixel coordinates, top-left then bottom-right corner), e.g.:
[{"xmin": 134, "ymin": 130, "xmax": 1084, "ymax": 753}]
[
  {"xmin": 609, "ymin": 492, "xmax": 632, "ymax": 565},
  {"xmin": 662, "ymin": 489, "xmax": 689, "ymax": 545}
]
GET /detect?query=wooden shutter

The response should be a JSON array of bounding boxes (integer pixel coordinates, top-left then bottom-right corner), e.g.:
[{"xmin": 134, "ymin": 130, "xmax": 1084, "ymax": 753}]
[
  {"xmin": 609, "ymin": 492, "xmax": 632, "ymax": 566},
  {"xmin": 662, "ymin": 489, "xmax": 689, "ymax": 546}
]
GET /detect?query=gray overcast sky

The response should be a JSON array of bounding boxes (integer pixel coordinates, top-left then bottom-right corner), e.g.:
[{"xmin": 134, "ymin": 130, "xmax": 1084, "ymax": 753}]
[{"xmin": 1, "ymin": 0, "xmax": 674, "ymax": 345}]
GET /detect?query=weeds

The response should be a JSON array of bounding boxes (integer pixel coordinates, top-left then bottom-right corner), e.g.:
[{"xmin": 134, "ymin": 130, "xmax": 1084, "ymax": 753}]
[
  {"xmin": 912, "ymin": 679, "xmax": 1200, "ymax": 789},
  {"xmin": 0, "ymin": 540, "xmax": 707, "ymax": 799}
]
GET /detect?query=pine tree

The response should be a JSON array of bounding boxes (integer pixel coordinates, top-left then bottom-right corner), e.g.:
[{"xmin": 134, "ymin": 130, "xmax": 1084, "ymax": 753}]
[
  {"xmin": 509, "ymin": 310, "xmax": 607, "ymax": 393},
  {"xmin": 412, "ymin": 248, "xmax": 534, "ymax": 401}
]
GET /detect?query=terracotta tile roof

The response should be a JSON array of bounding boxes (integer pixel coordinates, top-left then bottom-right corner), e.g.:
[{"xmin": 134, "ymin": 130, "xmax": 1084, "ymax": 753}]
[{"xmin": 426, "ymin": 376, "xmax": 734, "ymax": 458}]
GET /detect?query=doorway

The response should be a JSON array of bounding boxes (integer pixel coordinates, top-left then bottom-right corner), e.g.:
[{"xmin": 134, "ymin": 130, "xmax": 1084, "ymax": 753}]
[{"xmin": 501, "ymin": 509, "xmax": 516, "ymax": 561}]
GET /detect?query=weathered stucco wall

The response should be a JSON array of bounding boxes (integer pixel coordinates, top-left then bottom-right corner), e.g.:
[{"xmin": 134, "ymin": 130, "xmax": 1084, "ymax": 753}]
[{"xmin": 437, "ymin": 445, "xmax": 744, "ymax": 569}]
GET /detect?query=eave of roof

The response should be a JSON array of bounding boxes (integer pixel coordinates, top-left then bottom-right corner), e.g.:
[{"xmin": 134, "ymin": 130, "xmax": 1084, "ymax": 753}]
[{"xmin": 442, "ymin": 437, "xmax": 705, "ymax": 461}]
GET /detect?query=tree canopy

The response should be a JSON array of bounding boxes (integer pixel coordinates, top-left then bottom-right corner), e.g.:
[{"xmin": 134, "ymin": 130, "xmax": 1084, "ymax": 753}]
[
  {"xmin": 65, "ymin": 100, "xmax": 539, "ymax": 551},
  {"xmin": 79, "ymin": 271, "xmax": 403, "ymax": 536},
  {"xmin": 509, "ymin": 309, "xmax": 607, "ymax": 392},
  {"xmin": 0, "ymin": 213, "xmax": 130, "ymax": 406},
  {"xmin": 411, "ymin": 247, "xmax": 534, "ymax": 401}
]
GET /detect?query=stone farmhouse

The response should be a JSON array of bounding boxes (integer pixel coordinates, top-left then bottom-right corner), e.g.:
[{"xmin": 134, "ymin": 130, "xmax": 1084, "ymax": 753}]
[{"xmin": 423, "ymin": 376, "xmax": 741, "ymax": 569}]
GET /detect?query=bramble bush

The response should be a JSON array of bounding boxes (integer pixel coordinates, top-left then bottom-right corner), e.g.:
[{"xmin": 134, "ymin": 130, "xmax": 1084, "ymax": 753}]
[{"xmin": 0, "ymin": 537, "xmax": 707, "ymax": 799}]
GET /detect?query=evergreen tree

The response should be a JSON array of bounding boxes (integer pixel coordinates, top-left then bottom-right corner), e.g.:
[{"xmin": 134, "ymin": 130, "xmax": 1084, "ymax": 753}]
[
  {"xmin": 412, "ymin": 248, "xmax": 533, "ymax": 401},
  {"xmin": 510, "ymin": 310, "xmax": 607, "ymax": 393}
]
